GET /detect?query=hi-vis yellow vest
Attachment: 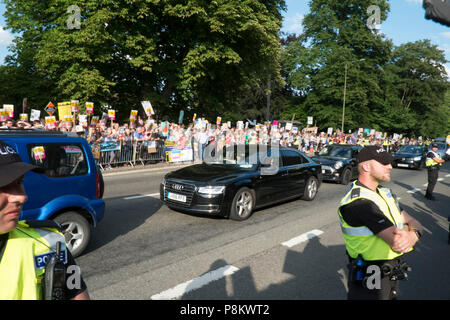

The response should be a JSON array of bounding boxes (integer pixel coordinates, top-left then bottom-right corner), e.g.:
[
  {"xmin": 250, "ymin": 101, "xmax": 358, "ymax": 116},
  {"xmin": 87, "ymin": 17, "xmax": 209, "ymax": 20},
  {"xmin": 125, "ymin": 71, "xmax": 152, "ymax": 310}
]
[
  {"xmin": 338, "ymin": 182, "xmax": 411, "ymax": 261},
  {"xmin": 0, "ymin": 221, "xmax": 67, "ymax": 300},
  {"xmin": 426, "ymin": 150, "xmax": 442, "ymax": 167}
]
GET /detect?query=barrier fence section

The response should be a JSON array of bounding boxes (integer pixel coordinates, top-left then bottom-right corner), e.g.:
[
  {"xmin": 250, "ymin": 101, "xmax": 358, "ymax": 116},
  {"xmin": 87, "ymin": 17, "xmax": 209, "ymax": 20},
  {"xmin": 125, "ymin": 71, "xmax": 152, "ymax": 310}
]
[{"xmin": 92, "ymin": 139, "xmax": 196, "ymax": 170}]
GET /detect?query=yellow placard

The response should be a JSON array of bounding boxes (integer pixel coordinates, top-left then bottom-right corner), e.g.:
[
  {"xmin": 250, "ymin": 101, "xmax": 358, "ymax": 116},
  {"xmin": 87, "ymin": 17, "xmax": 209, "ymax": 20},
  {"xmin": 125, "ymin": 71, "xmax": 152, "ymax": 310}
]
[{"xmin": 57, "ymin": 101, "xmax": 72, "ymax": 121}]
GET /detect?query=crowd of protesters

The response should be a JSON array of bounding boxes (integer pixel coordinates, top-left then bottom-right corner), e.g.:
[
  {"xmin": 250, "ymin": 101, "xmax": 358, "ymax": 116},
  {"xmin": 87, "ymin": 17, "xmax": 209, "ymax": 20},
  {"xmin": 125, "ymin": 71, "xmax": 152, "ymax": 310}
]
[{"xmin": 0, "ymin": 116, "xmax": 435, "ymax": 170}]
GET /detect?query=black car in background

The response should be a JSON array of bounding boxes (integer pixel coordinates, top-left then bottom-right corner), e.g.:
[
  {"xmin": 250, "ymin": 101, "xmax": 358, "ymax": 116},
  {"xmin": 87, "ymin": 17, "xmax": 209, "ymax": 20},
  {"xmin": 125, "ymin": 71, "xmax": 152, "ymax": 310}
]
[
  {"xmin": 160, "ymin": 145, "xmax": 322, "ymax": 221},
  {"xmin": 392, "ymin": 145, "xmax": 427, "ymax": 170},
  {"xmin": 311, "ymin": 144, "xmax": 362, "ymax": 185}
]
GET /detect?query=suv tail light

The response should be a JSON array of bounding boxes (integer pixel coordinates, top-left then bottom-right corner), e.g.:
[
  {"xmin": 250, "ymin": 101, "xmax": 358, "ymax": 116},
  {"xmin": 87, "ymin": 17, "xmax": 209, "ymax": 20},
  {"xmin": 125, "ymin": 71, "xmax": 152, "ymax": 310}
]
[{"xmin": 96, "ymin": 172, "xmax": 101, "ymax": 198}]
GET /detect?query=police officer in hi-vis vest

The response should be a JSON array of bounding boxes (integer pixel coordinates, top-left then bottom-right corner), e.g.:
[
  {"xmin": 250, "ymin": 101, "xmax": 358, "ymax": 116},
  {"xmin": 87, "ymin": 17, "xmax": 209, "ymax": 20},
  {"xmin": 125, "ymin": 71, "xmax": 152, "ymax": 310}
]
[
  {"xmin": 0, "ymin": 140, "xmax": 89, "ymax": 300},
  {"xmin": 338, "ymin": 146, "xmax": 423, "ymax": 300},
  {"xmin": 425, "ymin": 143, "xmax": 445, "ymax": 200}
]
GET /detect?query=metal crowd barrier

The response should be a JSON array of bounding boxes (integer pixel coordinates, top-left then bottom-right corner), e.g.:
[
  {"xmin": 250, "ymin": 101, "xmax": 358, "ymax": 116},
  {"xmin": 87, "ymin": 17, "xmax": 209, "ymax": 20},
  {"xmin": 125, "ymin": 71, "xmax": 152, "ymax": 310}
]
[{"xmin": 92, "ymin": 140, "xmax": 166, "ymax": 170}]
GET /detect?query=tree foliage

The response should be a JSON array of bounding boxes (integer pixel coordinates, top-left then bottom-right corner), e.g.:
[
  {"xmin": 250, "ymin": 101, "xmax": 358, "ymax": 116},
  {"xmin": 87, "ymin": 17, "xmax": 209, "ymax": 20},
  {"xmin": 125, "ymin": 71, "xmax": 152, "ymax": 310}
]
[{"xmin": 1, "ymin": 0, "xmax": 285, "ymax": 121}]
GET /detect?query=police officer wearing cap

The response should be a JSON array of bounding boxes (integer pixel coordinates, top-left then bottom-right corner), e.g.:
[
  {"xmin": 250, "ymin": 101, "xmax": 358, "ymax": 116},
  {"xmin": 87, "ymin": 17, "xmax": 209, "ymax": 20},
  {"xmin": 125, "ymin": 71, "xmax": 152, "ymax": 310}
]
[
  {"xmin": 338, "ymin": 146, "xmax": 423, "ymax": 300},
  {"xmin": 425, "ymin": 143, "xmax": 445, "ymax": 200},
  {"xmin": 0, "ymin": 140, "xmax": 89, "ymax": 300}
]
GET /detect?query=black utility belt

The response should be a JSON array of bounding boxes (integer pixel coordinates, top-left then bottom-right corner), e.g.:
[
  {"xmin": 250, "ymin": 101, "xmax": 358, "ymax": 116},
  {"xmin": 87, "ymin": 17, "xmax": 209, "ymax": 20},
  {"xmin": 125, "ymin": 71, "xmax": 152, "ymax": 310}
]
[
  {"xmin": 348, "ymin": 256, "xmax": 411, "ymax": 284},
  {"xmin": 427, "ymin": 166, "xmax": 440, "ymax": 170}
]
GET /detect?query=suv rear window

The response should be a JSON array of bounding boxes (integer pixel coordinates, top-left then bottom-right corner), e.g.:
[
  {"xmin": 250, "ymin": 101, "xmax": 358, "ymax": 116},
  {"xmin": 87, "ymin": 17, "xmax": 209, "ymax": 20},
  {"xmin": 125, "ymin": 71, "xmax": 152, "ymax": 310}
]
[{"xmin": 28, "ymin": 143, "xmax": 88, "ymax": 177}]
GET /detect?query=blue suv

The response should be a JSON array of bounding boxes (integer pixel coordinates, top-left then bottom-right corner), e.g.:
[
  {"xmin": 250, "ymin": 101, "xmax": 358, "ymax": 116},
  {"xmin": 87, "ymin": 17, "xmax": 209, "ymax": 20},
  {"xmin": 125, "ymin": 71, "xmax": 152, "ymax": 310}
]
[{"xmin": 0, "ymin": 129, "xmax": 105, "ymax": 257}]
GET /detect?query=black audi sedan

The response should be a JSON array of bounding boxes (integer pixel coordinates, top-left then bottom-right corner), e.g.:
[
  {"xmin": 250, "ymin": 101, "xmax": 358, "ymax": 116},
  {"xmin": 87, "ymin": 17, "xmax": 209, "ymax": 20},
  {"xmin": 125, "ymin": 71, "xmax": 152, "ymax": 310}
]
[
  {"xmin": 311, "ymin": 144, "xmax": 362, "ymax": 184},
  {"xmin": 160, "ymin": 145, "xmax": 322, "ymax": 221},
  {"xmin": 392, "ymin": 145, "xmax": 427, "ymax": 169}
]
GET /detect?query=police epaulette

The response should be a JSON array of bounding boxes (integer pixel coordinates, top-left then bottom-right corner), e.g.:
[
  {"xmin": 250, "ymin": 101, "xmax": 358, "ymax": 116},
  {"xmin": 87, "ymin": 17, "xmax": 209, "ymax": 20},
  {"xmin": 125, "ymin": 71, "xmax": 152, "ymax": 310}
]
[
  {"xmin": 24, "ymin": 220, "xmax": 62, "ymax": 232},
  {"xmin": 351, "ymin": 188, "xmax": 361, "ymax": 199}
]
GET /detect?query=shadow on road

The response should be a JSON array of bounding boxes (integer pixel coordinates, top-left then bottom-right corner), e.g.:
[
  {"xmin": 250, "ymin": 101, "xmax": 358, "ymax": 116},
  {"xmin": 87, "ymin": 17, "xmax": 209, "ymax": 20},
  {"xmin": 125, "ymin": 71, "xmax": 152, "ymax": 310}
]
[
  {"xmin": 82, "ymin": 196, "xmax": 163, "ymax": 255},
  {"xmin": 181, "ymin": 236, "xmax": 348, "ymax": 300}
]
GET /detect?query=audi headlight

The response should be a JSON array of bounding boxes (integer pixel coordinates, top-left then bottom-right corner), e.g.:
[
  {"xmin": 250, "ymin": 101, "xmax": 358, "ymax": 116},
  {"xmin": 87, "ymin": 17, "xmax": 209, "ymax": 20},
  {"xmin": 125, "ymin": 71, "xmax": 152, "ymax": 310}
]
[
  {"xmin": 413, "ymin": 156, "xmax": 422, "ymax": 161},
  {"xmin": 198, "ymin": 186, "xmax": 226, "ymax": 195},
  {"xmin": 334, "ymin": 161, "xmax": 343, "ymax": 170}
]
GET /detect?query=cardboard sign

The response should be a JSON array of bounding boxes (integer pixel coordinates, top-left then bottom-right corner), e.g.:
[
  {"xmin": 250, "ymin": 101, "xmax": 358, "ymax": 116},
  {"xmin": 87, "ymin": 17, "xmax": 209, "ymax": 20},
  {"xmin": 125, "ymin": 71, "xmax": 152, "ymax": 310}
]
[
  {"xmin": 91, "ymin": 116, "xmax": 99, "ymax": 127},
  {"xmin": 45, "ymin": 116, "xmax": 57, "ymax": 129},
  {"xmin": 85, "ymin": 102, "xmax": 94, "ymax": 114},
  {"xmin": 31, "ymin": 146, "xmax": 46, "ymax": 161},
  {"xmin": 141, "ymin": 101, "xmax": 154, "ymax": 117},
  {"xmin": 78, "ymin": 114, "xmax": 88, "ymax": 127},
  {"xmin": 71, "ymin": 100, "xmax": 79, "ymax": 113},
  {"xmin": 30, "ymin": 109, "xmax": 41, "ymax": 121},
  {"xmin": 57, "ymin": 101, "xmax": 71, "ymax": 120},
  {"xmin": 3, "ymin": 105, "xmax": 14, "ymax": 119},
  {"xmin": 108, "ymin": 110, "xmax": 116, "ymax": 120},
  {"xmin": 130, "ymin": 110, "xmax": 138, "ymax": 122}
]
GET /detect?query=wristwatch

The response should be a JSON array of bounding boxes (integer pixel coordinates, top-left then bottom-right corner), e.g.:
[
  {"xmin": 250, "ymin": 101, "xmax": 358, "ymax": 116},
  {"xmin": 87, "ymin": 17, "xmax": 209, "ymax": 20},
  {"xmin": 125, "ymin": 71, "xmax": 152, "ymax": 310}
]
[{"xmin": 411, "ymin": 228, "xmax": 422, "ymax": 240}]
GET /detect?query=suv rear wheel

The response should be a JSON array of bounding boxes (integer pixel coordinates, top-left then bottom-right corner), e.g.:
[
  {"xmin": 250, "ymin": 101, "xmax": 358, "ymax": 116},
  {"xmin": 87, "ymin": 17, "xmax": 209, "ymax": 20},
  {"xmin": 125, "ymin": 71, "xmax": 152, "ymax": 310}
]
[{"xmin": 54, "ymin": 212, "xmax": 91, "ymax": 258}]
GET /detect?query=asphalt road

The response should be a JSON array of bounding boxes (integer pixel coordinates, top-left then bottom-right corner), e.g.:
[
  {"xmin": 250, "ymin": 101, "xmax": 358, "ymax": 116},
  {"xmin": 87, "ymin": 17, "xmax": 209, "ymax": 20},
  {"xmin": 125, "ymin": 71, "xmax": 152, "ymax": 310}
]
[{"xmin": 76, "ymin": 163, "xmax": 450, "ymax": 300}]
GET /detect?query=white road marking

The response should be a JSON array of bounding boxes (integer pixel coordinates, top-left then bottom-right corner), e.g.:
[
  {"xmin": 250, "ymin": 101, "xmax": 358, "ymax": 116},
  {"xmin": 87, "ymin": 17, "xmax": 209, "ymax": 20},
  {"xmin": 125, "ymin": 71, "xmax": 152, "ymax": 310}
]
[
  {"xmin": 446, "ymin": 174, "xmax": 450, "ymax": 177},
  {"xmin": 151, "ymin": 265, "xmax": 240, "ymax": 300},
  {"xmin": 407, "ymin": 188, "xmax": 421, "ymax": 194},
  {"xmin": 281, "ymin": 229, "xmax": 324, "ymax": 248},
  {"xmin": 123, "ymin": 193, "xmax": 160, "ymax": 200},
  {"xmin": 423, "ymin": 183, "xmax": 428, "ymax": 187},
  {"xmin": 438, "ymin": 178, "xmax": 444, "ymax": 182}
]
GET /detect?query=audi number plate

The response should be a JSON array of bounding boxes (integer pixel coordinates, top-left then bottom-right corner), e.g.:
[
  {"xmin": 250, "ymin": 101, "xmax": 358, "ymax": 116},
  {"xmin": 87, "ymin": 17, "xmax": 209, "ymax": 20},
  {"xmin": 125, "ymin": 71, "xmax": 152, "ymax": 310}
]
[{"xmin": 167, "ymin": 192, "xmax": 187, "ymax": 203}]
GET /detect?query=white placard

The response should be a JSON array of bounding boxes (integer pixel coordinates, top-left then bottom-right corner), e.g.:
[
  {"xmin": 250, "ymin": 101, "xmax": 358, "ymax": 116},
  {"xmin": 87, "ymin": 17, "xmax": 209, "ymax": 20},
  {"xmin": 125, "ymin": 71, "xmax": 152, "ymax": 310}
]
[{"xmin": 30, "ymin": 109, "xmax": 41, "ymax": 121}]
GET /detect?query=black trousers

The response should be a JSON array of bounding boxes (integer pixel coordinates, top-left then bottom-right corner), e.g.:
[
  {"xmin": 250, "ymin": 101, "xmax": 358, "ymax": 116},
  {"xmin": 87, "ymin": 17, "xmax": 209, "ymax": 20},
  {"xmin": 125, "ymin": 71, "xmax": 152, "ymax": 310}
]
[{"xmin": 426, "ymin": 168, "xmax": 439, "ymax": 197}]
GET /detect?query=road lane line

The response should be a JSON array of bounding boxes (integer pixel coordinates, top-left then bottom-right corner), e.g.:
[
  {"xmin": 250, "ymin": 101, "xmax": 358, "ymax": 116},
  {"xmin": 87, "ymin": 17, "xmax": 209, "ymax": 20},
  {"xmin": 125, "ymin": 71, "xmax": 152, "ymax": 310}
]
[
  {"xmin": 446, "ymin": 174, "xmax": 450, "ymax": 177},
  {"xmin": 438, "ymin": 178, "xmax": 444, "ymax": 182},
  {"xmin": 281, "ymin": 229, "xmax": 324, "ymax": 248},
  {"xmin": 123, "ymin": 193, "xmax": 160, "ymax": 200},
  {"xmin": 407, "ymin": 188, "xmax": 421, "ymax": 194},
  {"xmin": 151, "ymin": 265, "xmax": 240, "ymax": 300}
]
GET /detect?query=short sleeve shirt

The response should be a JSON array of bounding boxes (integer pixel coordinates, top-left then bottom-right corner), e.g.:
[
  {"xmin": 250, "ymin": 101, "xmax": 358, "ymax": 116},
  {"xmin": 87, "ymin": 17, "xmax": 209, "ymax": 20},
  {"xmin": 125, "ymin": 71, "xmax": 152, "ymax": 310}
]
[{"xmin": 339, "ymin": 182, "xmax": 396, "ymax": 235}]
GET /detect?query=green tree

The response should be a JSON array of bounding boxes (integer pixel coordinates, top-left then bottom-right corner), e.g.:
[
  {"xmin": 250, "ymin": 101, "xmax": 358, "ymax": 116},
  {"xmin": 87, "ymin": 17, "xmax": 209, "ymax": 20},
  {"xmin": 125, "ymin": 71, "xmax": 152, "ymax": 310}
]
[
  {"xmin": 385, "ymin": 40, "xmax": 449, "ymax": 137},
  {"xmin": 2, "ymin": 0, "xmax": 286, "ymax": 122},
  {"xmin": 282, "ymin": 0, "xmax": 392, "ymax": 132}
]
